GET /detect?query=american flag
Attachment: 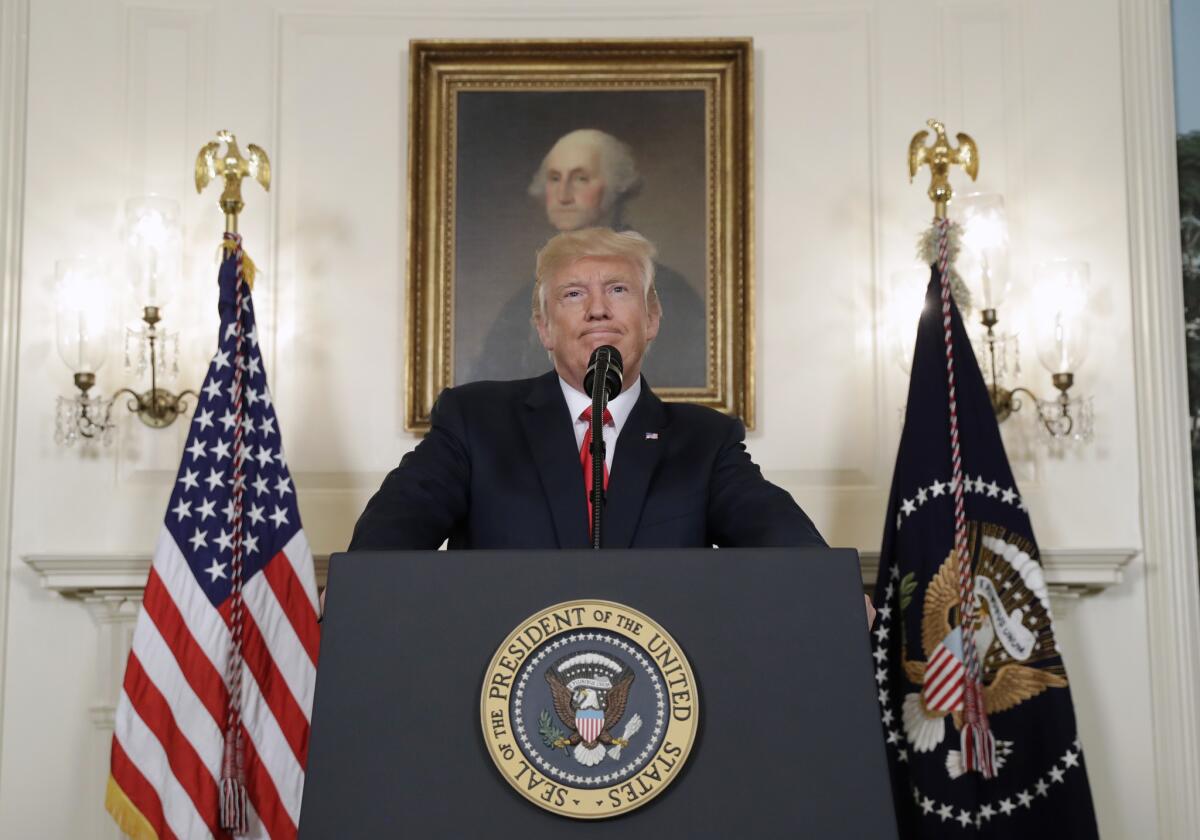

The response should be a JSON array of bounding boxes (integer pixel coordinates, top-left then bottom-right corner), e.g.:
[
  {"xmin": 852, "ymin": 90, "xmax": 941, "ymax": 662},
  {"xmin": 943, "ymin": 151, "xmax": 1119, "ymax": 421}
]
[{"xmin": 106, "ymin": 233, "xmax": 320, "ymax": 839}]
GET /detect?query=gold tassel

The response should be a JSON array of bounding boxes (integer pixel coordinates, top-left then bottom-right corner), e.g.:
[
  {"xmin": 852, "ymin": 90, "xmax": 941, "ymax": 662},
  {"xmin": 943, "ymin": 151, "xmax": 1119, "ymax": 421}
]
[{"xmin": 220, "ymin": 240, "xmax": 257, "ymax": 291}]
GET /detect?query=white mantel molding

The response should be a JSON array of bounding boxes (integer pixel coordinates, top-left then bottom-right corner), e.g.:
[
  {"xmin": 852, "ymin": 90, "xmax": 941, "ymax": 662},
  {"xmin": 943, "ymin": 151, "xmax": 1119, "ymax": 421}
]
[
  {"xmin": 24, "ymin": 553, "xmax": 331, "ymax": 599},
  {"xmin": 858, "ymin": 548, "xmax": 1137, "ymax": 598},
  {"xmin": 23, "ymin": 550, "xmax": 1130, "ymax": 601}
]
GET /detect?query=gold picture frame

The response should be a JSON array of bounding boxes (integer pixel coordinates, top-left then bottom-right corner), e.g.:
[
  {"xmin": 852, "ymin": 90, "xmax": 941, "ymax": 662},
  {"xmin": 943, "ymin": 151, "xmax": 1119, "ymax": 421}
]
[{"xmin": 406, "ymin": 38, "xmax": 754, "ymax": 431}]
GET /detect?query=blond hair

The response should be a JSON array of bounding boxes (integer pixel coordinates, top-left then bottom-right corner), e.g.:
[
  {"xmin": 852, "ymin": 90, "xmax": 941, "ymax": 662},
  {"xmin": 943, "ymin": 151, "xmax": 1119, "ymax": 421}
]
[{"xmin": 532, "ymin": 228, "xmax": 659, "ymax": 322}]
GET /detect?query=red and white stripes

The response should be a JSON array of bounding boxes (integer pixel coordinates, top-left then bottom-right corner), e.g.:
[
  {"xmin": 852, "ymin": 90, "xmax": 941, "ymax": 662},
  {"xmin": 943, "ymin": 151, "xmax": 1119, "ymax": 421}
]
[{"xmin": 110, "ymin": 529, "xmax": 319, "ymax": 839}]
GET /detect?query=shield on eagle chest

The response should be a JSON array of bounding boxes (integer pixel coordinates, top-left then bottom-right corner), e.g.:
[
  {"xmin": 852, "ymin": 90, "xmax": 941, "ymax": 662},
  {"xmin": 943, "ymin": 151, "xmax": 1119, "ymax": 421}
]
[{"xmin": 576, "ymin": 709, "xmax": 604, "ymax": 744}]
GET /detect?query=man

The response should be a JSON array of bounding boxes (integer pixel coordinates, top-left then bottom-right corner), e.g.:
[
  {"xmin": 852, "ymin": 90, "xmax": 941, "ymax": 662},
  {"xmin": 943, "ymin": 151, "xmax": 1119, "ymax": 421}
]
[
  {"xmin": 529, "ymin": 128, "xmax": 640, "ymax": 231},
  {"xmin": 352, "ymin": 227, "xmax": 823, "ymax": 552},
  {"xmin": 471, "ymin": 129, "xmax": 706, "ymax": 387}
]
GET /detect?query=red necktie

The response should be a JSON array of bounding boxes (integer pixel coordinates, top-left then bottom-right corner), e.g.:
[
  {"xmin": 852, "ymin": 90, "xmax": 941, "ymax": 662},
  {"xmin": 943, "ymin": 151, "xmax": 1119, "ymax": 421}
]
[{"xmin": 579, "ymin": 406, "xmax": 614, "ymax": 533}]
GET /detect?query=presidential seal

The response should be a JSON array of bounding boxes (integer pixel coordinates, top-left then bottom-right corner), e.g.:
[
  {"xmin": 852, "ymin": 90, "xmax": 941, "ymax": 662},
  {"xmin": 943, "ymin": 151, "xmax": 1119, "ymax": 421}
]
[{"xmin": 480, "ymin": 600, "xmax": 699, "ymax": 819}]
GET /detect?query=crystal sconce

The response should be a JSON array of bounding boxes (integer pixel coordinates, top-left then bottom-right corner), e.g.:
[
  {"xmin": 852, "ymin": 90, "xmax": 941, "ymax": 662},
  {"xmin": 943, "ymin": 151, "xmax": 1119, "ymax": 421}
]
[
  {"xmin": 885, "ymin": 192, "xmax": 1094, "ymax": 443},
  {"xmin": 54, "ymin": 197, "xmax": 196, "ymax": 446},
  {"xmin": 955, "ymin": 193, "xmax": 1094, "ymax": 443}
]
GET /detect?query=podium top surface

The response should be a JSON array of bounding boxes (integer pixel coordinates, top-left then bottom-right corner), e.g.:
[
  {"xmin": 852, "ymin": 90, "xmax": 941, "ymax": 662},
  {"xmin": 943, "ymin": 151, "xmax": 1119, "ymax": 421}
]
[{"xmin": 301, "ymin": 547, "xmax": 896, "ymax": 839}]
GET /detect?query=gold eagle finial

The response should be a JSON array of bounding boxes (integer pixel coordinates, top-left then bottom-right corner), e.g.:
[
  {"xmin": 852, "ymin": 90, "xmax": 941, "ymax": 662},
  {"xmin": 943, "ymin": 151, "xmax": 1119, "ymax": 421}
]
[
  {"xmin": 195, "ymin": 130, "xmax": 270, "ymax": 233},
  {"xmin": 908, "ymin": 118, "xmax": 978, "ymax": 219}
]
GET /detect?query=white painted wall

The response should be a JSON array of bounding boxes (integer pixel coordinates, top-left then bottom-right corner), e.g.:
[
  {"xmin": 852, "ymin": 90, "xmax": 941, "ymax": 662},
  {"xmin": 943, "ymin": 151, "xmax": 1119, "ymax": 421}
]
[{"xmin": 0, "ymin": 0, "xmax": 1190, "ymax": 837}]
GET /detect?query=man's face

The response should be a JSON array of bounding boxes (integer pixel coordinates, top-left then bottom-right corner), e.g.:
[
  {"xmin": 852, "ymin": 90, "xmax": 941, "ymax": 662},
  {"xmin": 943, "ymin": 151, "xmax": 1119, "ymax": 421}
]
[
  {"xmin": 536, "ymin": 255, "xmax": 660, "ymax": 391},
  {"xmin": 542, "ymin": 137, "xmax": 610, "ymax": 231}
]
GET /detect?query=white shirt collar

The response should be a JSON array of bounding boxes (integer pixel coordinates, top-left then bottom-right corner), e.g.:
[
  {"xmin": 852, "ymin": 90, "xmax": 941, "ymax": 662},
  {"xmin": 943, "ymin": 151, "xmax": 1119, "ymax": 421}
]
[{"xmin": 559, "ymin": 374, "xmax": 641, "ymax": 434}]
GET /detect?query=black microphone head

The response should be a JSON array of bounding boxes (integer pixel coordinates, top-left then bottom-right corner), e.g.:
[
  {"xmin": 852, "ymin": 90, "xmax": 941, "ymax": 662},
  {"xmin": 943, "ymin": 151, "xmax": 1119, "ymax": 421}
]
[{"xmin": 584, "ymin": 345, "xmax": 624, "ymax": 400}]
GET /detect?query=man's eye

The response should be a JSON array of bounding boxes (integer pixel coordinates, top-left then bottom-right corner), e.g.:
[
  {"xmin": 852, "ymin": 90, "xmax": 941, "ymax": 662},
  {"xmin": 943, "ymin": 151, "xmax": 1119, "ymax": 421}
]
[{"xmin": 611, "ymin": 285, "xmax": 628, "ymax": 294}]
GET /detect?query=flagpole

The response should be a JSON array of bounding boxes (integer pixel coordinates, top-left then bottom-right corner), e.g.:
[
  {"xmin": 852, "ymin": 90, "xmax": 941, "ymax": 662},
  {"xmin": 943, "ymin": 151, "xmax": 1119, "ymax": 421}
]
[
  {"xmin": 908, "ymin": 119, "xmax": 1000, "ymax": 777},
  {"xmin": 194, "ymin": 130, "xmax": 272, "ymax": 834},
  {"xmin": 194, "ymin": 130, "xmax": 271, "ymax": 234}
]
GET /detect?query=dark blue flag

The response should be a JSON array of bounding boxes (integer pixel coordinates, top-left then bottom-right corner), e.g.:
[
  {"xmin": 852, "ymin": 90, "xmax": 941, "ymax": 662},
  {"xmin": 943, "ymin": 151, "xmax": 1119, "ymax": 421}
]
[{"xmin": 872, "ymin": 233, "xmax": 1099, "ymax": 837}]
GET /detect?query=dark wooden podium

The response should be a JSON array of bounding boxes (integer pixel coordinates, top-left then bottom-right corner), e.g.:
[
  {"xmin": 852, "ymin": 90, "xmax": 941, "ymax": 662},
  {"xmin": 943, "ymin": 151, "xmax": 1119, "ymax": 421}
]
[{"xmin": 299, "ymin": 548, "xmax": 897, "ymax": 838}]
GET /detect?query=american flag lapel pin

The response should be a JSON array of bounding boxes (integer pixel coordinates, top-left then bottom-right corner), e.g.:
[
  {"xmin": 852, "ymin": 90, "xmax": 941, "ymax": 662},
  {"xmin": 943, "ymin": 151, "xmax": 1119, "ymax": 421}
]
[{"xmin": 645, "ymin": 432, "xmax": 659, "ymax": 440}]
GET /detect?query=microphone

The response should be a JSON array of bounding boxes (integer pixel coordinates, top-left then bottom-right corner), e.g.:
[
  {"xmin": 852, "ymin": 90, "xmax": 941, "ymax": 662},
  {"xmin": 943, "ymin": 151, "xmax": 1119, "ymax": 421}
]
[
  {"xmin": 584, "ymin": 346, "xmax": 624, "ymax": 401},
  {"xmin": 583, "ymin": 346, "xmax": 622, "ymax": 550}
]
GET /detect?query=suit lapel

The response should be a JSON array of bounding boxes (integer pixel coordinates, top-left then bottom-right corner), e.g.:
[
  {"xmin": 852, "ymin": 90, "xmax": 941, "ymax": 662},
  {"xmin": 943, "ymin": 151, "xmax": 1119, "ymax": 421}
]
[
  {"xmin": 520, "ymin": 372, "xmax": 590, "ymax": 549},
  {"xmin": 604, "ymin": 378, "xmax": 667, "ymax": 548}
]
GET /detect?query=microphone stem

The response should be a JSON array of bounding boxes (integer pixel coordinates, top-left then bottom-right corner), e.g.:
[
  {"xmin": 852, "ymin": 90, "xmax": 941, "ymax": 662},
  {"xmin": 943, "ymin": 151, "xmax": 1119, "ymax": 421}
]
[{"xmin": 590, "ymin": 354, "xmax": 609, "ymax": 549}]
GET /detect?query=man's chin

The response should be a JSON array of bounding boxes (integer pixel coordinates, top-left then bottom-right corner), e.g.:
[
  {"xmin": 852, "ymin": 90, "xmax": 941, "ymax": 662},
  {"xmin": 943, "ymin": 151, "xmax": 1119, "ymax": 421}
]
[{"xmin": 549, "ymin": 211, "xmax": 602, "ymax": 231}]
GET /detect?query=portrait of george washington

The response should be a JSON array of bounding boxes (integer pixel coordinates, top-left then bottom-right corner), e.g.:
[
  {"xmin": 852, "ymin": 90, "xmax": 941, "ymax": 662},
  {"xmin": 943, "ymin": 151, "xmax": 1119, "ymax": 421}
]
[{"xmin": 452, "ymin": 90, "xmax": 708, "ymax": 389}]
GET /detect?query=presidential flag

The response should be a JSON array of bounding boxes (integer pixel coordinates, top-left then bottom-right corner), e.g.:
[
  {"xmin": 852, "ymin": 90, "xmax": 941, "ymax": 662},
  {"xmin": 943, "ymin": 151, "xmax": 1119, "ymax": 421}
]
[
  {"xmin": 106, "ymin": 233, "xmax": 320, "ymax": 839},
  {"xmin": 871, "ymin": 220, "xmax": 1098, "ymax": 836}
]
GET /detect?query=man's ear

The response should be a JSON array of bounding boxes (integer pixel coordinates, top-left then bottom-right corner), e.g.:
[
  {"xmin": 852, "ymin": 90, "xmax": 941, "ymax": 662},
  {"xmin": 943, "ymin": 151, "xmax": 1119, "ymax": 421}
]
[
  {"xmin": 535, "ymin": 314, "xmax": 554, "ymax": 351},
  {"xmin": 645, "ymin": 299, "xmax": 662, "ymax": 343}
]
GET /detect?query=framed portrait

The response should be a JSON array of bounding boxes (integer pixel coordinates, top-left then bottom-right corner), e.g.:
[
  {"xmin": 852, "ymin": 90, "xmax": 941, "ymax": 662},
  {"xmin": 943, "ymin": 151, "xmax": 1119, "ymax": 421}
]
[{"xmin": 406, "ymin": 39, "xmax": 754, "ymax": 431}]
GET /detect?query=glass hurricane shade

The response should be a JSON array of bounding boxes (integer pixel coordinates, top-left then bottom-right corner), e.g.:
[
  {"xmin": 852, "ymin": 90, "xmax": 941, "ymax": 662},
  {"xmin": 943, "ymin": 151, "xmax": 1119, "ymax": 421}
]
[
  {"xmin": 54, "ymin": 257, "xmax": 111, "ymax": 374},
  {"xmin": 125, "ymin": 196, "xmax": 181, "ymax": 307},
  {"xmin": 955, "ymin": 192, "xmax": 1011, "ymax": 311},
  {"xmin": 1032, "ymin": 259, "xmax": 1090, "ymax": 374}
]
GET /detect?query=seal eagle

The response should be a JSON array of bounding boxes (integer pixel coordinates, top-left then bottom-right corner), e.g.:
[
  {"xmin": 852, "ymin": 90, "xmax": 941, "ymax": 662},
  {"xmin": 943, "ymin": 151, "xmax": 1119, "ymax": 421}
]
[{"xmin": 545, "ymin": 652, "xmax": 637, "ymax": 767}]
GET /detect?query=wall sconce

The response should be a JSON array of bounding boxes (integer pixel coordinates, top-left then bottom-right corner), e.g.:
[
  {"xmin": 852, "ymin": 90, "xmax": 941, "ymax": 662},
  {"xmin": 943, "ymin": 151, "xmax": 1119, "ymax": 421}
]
[
  {"xmin": 954, "ymin": 192, "xmax": 1094, "ymax": 442},
  {"xmin": 54, "ymin": 196, "xmax": 196, "ymax": 446}
]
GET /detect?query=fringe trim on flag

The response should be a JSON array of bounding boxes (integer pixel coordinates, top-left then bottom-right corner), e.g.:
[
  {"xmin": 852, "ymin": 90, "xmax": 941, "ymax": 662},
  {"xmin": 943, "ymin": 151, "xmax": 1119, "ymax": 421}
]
[
  {"xmin": 219, "ymin": 238, "xmax": 256, "ymax": 289},
  {"xmin": 104, "ymin": 775, "xmax": 160, "ymax": 840},
  {"xmin": 919, "ymin": 222, "xmax": 970, "ymax": 313}
]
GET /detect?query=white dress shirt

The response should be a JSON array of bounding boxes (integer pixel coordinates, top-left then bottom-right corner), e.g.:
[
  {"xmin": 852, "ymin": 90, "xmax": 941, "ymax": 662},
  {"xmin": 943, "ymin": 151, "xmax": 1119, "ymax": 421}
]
[{"xmin": 559, "ymin": 375, "xmax": 642, "ymax": 472}]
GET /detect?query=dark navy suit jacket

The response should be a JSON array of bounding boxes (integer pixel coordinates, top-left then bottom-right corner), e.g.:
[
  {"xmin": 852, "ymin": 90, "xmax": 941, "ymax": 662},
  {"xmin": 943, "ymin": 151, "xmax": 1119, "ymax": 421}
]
[{"xmin": 349, "ymin": 372, "xmax": 825, "ymax": 550}]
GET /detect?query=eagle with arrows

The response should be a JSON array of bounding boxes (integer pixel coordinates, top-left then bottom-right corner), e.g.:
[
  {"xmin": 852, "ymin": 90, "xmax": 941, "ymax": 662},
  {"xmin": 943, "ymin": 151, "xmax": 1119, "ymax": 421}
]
[{"xmin": 545, "ymin": 652, "xmax": 641, "ymax": 767}]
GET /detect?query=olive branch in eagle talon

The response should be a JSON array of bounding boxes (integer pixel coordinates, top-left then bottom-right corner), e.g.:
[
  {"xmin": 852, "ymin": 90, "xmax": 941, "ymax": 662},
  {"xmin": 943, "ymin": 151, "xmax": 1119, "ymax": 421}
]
[{"xmin": 545, "ymin": 668, "xmax": 634, "ymax": 750}]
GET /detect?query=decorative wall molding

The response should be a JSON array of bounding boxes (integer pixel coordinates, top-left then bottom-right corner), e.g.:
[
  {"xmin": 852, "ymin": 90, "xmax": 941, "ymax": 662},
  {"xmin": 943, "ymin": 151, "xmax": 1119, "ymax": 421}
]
[
  {"xmin": 0, "ymin": 0, "xmax": 30, "ymax": 782},
  {"xmin": 24, "ymin": 552, "xmax": 330, "ymax": 598},
  {"xmin": 858, "ymin": 547, "xmax": 1137, "ymax": 598},
  {"xmin": 23, "ymin": 549, "xmax": 1122, "ymax": 600},
  {"xmin": 1119, "ymin": 0, "xmax": 1200, "ymax": 834}
]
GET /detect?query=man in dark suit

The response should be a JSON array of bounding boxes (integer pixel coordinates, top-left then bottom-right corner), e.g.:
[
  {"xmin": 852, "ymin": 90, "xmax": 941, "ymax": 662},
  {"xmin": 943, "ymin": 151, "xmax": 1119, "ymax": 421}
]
[{"xmin": 350, "ymin": 227, "xmax": 825, "ymax": 553}]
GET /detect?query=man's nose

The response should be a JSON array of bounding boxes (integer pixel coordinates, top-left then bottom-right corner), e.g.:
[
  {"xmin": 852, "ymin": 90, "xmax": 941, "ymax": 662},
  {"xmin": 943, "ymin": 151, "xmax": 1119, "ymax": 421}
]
[
  {"xmin": 584, "ymin": 291, "xmax": 611, "ymax": 320},
  {"xmin": 554, "ymin": 178, "xmax": 574, "ymax": 205}
]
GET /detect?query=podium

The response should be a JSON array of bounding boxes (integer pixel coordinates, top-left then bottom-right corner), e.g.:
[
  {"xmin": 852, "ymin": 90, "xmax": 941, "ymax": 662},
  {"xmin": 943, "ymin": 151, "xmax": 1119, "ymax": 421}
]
[{"xmin": 300, "ymin": 548, "xmax": 897, "ymax": 838}]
